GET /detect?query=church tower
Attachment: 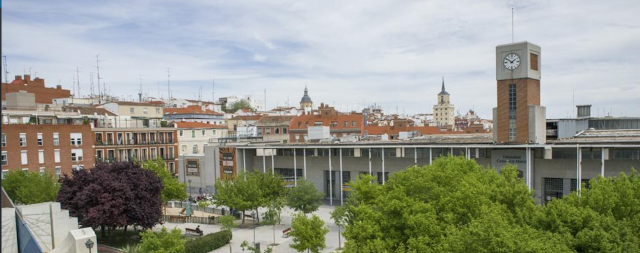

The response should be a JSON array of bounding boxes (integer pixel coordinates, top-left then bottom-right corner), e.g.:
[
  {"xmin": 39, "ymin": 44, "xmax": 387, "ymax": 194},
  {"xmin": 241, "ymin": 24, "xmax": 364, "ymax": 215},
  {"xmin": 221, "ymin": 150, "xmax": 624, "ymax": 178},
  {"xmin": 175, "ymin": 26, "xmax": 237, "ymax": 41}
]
[
  {"xmin": 433, "ymin": 77, "xmax": 455, "ymax": 129},
  {"xmin": 299, "ymin": 86, "xmax": 313, "ymax": 114},
  {"xmin": 493, "ymin": 41, "xmax": 546, "ymax": 144}
]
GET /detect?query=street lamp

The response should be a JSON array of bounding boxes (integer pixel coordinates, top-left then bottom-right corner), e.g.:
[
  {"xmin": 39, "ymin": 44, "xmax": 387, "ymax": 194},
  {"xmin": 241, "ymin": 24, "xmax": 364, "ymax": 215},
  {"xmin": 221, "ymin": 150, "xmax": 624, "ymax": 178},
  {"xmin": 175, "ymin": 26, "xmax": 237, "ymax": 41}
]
[
  {"xmin": 85, "ymin": 239, "xmax": 94, "ymax": 253},
  {"xmin": 251, "ymin": 210, "xmax": 257, "ymax": 245},
  {"xmin": 188, "ymin": 179, "xmax": 192, "ymax": 200}
]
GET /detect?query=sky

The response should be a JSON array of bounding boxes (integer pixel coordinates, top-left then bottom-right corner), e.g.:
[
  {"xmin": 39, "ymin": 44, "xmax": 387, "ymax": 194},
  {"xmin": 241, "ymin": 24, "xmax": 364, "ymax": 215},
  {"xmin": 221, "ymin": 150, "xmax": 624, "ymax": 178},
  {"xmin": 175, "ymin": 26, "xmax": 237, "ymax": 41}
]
[{"xmin": 2, "ymin": 0, "xmax": 639, "ymax": 118}]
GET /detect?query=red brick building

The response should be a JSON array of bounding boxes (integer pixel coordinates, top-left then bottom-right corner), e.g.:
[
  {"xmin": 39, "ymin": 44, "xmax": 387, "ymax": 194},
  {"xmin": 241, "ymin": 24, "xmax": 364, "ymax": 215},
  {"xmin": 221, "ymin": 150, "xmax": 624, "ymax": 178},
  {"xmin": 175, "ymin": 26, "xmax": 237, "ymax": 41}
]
[
  {"xmin": 289, "ymin": 103, "xmax": 364, "ymax": 142},
  {"xmin": 1, "ymin": 75, "xmax": 70, "ymax": 106},
  {"xmin": 1, "ymin": 124, "xmax": 94, "ymax": 178}
]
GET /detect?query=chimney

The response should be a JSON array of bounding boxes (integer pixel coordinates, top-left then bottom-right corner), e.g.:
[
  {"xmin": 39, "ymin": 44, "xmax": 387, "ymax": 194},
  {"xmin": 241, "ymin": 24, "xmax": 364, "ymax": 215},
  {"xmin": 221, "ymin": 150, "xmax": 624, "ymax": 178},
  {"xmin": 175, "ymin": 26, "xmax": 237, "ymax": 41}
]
[
  {"xmin": 57, "ymin": 85, "xmax": 62, "ymax": 89},
  {"xmin": 577, "ymin": 105, "xmax": 591, "ymax": 118},
  {"xmin": 15, "ymin": 75, "xmax": 22, "ymax": 81},
  {"xmin": 24, "ymin": 74, "xmax": 31, "ymax": 82}
]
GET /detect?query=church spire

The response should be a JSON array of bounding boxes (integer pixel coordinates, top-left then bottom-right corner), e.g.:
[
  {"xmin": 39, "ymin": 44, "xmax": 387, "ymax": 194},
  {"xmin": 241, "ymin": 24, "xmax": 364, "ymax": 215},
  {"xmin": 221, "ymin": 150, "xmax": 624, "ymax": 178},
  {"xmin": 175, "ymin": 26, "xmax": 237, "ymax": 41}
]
[
  {"xmin": 441, "ymin": 76, "xmax": 445, "ymax": 92},
  {"xmin": 438, "ymin": 76, "xmax": 449, "ymax": 95}
]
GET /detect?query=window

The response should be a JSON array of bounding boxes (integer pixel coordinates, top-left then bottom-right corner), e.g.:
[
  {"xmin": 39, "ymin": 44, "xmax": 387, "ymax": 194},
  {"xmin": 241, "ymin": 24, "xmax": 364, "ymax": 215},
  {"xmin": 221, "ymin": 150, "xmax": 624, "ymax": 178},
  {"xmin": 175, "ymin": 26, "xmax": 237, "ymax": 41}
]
[
  {"xmin": 282, "ymin": 128, "xmax": 287, "ymax": 134},
  {"xmin": 72, "ymin": 165, "xmax": 84, "ymax": 171},
  {"xmin": 40, "ymin": 168, "xmax": 45, "ymax": 175},
  {"xmin": 168, "ymin": 162, "xmax": 175, "ymax": 174},
  {"xmin": 54, "ymin": 149, "xmax": 61, "ymax": 163},
  {"xmin": 343, "ymin": 121, "xmax": 348, "ymax": 127},
  {"xmin": 508, "ymin": 84, "xmax": 517, "ymax": 142},
  {"xmin": 352, "ymin": 121, "xmax": 356, "ymax": 127},
  {"xmin": 212, "ymin": 129, "xmax": 216, "ymax": 135},
  {"xmin": 106, "ymin": 133, "xmax": 113, "ymax": 144},
  {"xmin": 1, "ymin": 152, "xmax": 7, "ymax": 166},
  {"xmin": 55, "ymin": 167, "xmax": 61, "ymax": 178},
  {"xmin": 168, "ymin": 147, "xmax": 174, "ymax": 158},
  {"xmin": 71, "ymin": 149, "xmax": 84, "ymax": 161},
  {"xmin": 193, "ymin": 145, "xmax": 198, "ymax": 154},
  {"xmin": 181, "ymin": 145, "xmax": 187, "ymax": 153},
  {"xmin": 143, "ymin": 107, "xmax": 148, "ymax": 114},
  {"xmin": 151, "ymin": 148, "xmax": 157, "ymax": 159},
  {"xmin": 167, "ymin": 132, "xmax": 173, "ymax": 143},
  {"xmin": 21, "ymin": 151, "xmax": 28, "ymax": 165},
  {"xmin": 1, "ymin": 133, "xmax": 5, "ymax": 147},
  {"xmin": 156, "ymin": 108, "xmax": 161, "ymax": 114},
  {"xmin": 314, "ymin": 121, "xmax": 322, "ymax": 126},
  {"xmin": 2, "ymin": 170, "xmax": 8, "ymax": 179},
  {"xmin": 39, "ymin": 150, "xmax": 44, "ymax": 164},
  {"xmin": 376, "ymin": 172, "xmax": 389, "ymax": 185},
  {"xmin": 331, "ymin": 121, "xmax": 338, "ymax": 127},
  {"xmin": 179, "ymin": 130, "xmax": 183, "ymax": 136},
  {"xmin": 37, "ymin": 133, "xmax": 43, "ymax": 146},
  {"xmin": 266, "ymin": 128, "xmax": 271, "ymax": 134},
  {"xmin": 71, "ymin": 133, "xmax": 83, "ymax": 146},
  {"xmin": 192, "ymin": 130, "xmax": 196, "ymax": 138},
  {"xmin": 53, "ymin": 133, "xmax": 59, "ymax": 146},
  {"xmin": 530, "ymin": 53, "xmax": 539, "ymax": 71},
  {"xmin": 95, "ymin": 133, "xmax": 103, "ymax": 144},
  {"xmin": 130, "ymin": 107, "xmax": 135, "ymax": 113},
  {"xmin": 202, "ymin": 130, "xmax": 205, "ymax": 136},
  {"xmin": 96, "ymin": 150, "xmax": 104, "ymax": 161},
  {"xmin": 275, "ymin": 128, "xmax": 280, "ymax": 134},
  {"xmin": 298, "ymin": 122, "xmax": 302, "ymax": 127},
  {"xmin": 20, "ymin": 133, "xmax": 27, "ymax": 147}
]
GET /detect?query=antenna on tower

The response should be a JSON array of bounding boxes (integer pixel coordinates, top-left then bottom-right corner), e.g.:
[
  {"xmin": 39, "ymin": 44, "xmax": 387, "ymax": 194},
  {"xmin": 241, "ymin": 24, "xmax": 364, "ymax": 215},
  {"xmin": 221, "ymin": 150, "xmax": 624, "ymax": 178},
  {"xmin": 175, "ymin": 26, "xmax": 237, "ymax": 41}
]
[
  {"xmin": 211, "ymin": 79, "xmax": 215, "ymax": 103},
  {"xmin": 167, "ymin": 68, "xmax": 171, "ymax": 106},
  {"xmin": 511, "ymin": 7, "xmax": 514, "ymax": 43},
  {"xmin": 89, "ymin": 72, "xmax": 94, "ymax": 98}
]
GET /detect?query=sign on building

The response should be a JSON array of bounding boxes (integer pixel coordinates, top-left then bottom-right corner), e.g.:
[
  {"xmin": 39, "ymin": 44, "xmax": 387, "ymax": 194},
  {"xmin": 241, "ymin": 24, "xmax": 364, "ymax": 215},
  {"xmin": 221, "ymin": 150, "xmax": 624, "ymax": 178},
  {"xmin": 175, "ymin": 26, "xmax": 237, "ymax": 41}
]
[{"xmin": 219, "ymin": 147, "xmax": 236, "ymax": 179}]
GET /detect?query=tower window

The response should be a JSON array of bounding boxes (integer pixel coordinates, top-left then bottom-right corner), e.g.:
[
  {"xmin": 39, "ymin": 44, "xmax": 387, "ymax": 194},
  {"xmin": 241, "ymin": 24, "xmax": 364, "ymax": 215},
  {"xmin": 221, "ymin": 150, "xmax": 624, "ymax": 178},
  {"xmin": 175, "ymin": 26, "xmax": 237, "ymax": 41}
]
[
  {"xmin": 530, "ymin": 53, "xmax": 539, "ymax": 71},
  {"xmin": 508, "ymin": 84, "xmax": 517, "ymax": 142}
]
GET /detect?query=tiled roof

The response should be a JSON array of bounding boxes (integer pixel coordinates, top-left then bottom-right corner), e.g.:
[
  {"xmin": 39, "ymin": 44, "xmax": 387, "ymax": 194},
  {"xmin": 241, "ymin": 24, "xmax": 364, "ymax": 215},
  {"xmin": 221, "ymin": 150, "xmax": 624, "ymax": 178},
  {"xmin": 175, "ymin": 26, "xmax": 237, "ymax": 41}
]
[
  {"xmin": 230, "ymin": 115, "xmax": 263, "ymax": 121},
  {"xmin": 64, "ymin": 106, "xmax": 116, "ymax": 116},
  {"xmin": 114, "ymin": 101, "xmax": 160, "ymax": 106},
  {"xmin": 257, "ymin": 116, "xmax": 295, "ymax": 125},
  {"xmin": 175, "ymin": 122, "xmax": 227, "ymax": 129},
  {"xmin": 164, "ymin": 105, "xmax": 223, "ymax": 116}
]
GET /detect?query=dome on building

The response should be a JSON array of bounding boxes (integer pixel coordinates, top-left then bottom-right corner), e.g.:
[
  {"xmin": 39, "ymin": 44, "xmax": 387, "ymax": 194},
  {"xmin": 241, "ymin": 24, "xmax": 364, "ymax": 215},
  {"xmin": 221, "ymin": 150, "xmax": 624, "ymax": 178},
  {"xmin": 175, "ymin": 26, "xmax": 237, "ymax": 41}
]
[{"xmin": 300, "ymin": 86, "xmax": 313, "ymax": 103}]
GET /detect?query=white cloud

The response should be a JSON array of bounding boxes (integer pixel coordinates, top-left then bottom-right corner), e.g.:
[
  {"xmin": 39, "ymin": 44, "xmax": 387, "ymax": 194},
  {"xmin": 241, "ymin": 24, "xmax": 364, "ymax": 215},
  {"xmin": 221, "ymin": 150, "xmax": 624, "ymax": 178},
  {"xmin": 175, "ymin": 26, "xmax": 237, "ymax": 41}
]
[{"xmin": 1, "ymin": 0, "xmax": 639, "ymax": 118}]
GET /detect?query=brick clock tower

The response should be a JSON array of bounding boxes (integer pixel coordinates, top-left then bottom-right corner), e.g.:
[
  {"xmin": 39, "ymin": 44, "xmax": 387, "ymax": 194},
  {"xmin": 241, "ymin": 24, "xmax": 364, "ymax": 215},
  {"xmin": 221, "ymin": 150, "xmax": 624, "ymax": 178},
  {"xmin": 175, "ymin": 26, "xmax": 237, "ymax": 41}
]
[{"xmin": 493, "ymin": 41, "xmax": 546, "ymax": 144}]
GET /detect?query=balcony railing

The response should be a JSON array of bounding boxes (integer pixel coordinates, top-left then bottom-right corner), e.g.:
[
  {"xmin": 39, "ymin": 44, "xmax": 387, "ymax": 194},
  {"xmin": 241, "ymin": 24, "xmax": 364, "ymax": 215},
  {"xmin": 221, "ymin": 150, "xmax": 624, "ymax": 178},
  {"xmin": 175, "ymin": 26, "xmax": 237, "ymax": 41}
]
[
  {"xmin": 95, "ymin": 155, "xmax": 175, "ymax": 163},
  {"xmin": 95, "ymin": 140, "xmax": 176, "ymax": 146}
]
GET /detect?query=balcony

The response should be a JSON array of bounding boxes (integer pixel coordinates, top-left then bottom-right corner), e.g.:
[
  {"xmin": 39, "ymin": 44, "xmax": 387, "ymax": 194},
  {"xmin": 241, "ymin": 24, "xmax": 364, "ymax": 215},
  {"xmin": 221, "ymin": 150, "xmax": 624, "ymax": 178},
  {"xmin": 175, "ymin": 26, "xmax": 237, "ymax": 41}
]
[
  {"xmin": 94, "ymin": 140, "xmax": 175, "ymax": 146},
  {"xmin": 95, "ymin": 155, "xmax": 174, "ymax": 163}
]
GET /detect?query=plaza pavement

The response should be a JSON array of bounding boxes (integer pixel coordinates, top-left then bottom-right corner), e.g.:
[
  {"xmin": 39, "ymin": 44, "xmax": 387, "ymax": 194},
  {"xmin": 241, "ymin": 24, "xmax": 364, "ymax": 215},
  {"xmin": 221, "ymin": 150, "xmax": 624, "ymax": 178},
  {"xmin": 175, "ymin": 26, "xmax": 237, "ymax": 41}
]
[{"xmin": 152, "ymin": 205, "xmax": 345, "ymax": 253}]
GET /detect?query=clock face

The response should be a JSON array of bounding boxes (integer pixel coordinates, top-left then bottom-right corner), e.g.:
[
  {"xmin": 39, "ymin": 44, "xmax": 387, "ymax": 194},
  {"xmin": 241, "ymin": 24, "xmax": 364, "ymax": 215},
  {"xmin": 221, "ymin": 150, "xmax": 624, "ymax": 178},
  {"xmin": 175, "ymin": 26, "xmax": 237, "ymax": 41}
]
[{"xmin": 504, "ymin": 53, "xmax": 520, "ymax": 70}]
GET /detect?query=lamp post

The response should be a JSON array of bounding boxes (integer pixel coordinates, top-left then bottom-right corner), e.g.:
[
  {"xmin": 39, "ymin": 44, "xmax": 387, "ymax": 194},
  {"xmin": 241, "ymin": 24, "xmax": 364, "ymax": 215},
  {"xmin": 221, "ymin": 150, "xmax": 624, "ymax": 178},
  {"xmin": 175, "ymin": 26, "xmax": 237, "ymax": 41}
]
[
  {"xmin": 251, "ymin": 210, "xmax": 257, "ymax": 245},
  {"xmin": 85, "ymin": 239, "xmax": 94, "ymax": 253},
  {"xmin": 188, "ymin": 179, "xmax": 192, "ymax": 200}
]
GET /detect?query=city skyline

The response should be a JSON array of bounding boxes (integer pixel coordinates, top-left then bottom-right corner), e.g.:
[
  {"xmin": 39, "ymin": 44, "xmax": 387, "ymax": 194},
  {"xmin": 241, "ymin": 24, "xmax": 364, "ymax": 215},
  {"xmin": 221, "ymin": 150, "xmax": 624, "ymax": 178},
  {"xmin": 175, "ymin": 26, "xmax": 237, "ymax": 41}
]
[{"xmin": 2, "ymin": 0, "xmax": 639, "ymax": 118}]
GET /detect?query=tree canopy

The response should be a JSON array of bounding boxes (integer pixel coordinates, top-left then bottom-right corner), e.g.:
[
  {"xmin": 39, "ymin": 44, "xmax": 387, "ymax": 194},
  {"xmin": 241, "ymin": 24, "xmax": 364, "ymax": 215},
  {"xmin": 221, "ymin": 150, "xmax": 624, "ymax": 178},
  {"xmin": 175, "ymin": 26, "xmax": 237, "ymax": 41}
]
[
  {"xmin": 285, "ymin": 178, "xmax": 324, "ymax": 214},
  {"xmin": 289, "ymin": 213, "xmax": 329, "ymax": 253},
  {"xmin": 2, "ymin": 170, "xmax": 59, "ymax": 205},
  {"xmin": 57, "ymin": 162, "xmax": 164, "ymax": 236},
  {"xmin": 223, "ymin": 99, "xmax": 254, "ymax": 113},
  {"xmin": 143, "ymin": 158, "xmax": 187, "ymax": 202},
  {"xmin": 139, "ymin": 226, "xmax": 186, "ymax": 253},
  {"xmin": 340, "ymin": 156, "xmax": 640, "ymax": 252}
]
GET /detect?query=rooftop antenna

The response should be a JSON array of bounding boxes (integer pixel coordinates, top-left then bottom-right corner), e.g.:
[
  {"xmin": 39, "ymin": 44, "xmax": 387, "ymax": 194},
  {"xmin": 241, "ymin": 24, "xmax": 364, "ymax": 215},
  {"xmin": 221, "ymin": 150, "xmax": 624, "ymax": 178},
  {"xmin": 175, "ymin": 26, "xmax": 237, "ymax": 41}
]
[
  {"xmin": 76, "ymin": 67, "xmax": 81, "ymax": 98},
  {"xmin": 96, "ymin": 55, "xmax": 103, "ymax": 101},
  {"xmin": 89, "ymin": 72, "xmax": 94, "ymax": 98},
  {"xmin": 2, "ymin": 55, "xmax": 9, "ymax": 83},
  {"xmin": 511, "ymin": 7, "xmax": 514, "ymax": 43},
  {"xmin": 167, "ymin": 68, "xmax": 171, "ymax": 105},
  {"xmin": 264, "ymin": 88, "xmax": 267, "ymax": 112},
  {"xmin": 139, "ymin": 74, "xmax": 143, "ymax": 102},
  {"xmin": 212, "ymin": 79, "xmax": 215, "ymax": 103}
]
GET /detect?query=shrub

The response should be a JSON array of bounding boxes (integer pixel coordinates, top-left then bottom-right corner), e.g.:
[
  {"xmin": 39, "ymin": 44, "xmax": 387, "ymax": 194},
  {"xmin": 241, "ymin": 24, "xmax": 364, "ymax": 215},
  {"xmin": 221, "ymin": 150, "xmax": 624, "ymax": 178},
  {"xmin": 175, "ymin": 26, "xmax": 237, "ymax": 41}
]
[{"xmin": 185, "ymin": 230, "xmax": 232, "ymax": 253}]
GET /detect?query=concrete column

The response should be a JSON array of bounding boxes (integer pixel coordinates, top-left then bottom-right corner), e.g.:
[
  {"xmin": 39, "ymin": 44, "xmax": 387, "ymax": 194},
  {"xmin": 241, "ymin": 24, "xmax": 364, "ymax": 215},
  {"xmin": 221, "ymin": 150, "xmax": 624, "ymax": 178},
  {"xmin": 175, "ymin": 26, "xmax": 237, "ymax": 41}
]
[
  {"xmin": 465, "ymin": 147, "xmax": 469, "ymax": 159},
  {"xmin": 243, "ymin": 149, "xmax": 246, "ymax": 174},
  {"xmin": 414, "ymin": 148, "xmax": 417, "ymax": 165},
  {"xmin": 382, "ymin": 148, "xmax": 386, "ymax": 185},
  {"xmin": 601, "ymin": 148, "xmax": 605, "ymax": 177},
  {"xmin": 294, "ymin": 149, "xmax": 297, "ymax": 186},
  {"xmin": 329, "ymin": 149, "xmax": 333, "ymax": 206},
  {"xmin": 340, "ymin": 148, "xmax": 343, "ymax": 206},
  {"xmin": 577, "ymin": 146, "xmax": 582, "ymax": 194},
  {"xmin": 526, "ymin": 147, "xmax": 531, "ymax": 190},
  {"xmin": 368, "ymin": 148, "xmax": 372, "ymax": 175},
  {"xmin": 429, "ymin": 148, "xmax": 432, "ymax": 164},
  {"xmin": 271, "ymin": 149, "xmax": 275, "ymax": 174},
  {"xmin": 262, "ymin": 149, "xmax": 266, "ymax": 173},
  {"xmin": 303, "ymin": 148, "xmax": 307, "ymax": 179}
]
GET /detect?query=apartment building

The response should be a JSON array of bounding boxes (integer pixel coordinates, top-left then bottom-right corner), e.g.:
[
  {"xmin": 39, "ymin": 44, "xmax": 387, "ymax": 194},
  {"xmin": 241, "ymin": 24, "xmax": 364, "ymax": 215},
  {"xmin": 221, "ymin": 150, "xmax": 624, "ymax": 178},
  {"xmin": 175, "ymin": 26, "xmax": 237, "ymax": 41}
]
[
  {"xmin": 289, "ymin": 103, "xmax": 364, "ymax": 142},
  {"xmin": 164, "ymin": 105, "xmax": 225, "ymax": 125},
  {"xmin": 100, "ymin": 101, "xmax": 164, "ymax": 128},
  {"xmin": 256, "ymin": 116, "xmax": 295, "ymax": 143},
  {"xmin": 92, "ymin": 128, "xmax": 179, "ymax": 174},
  {"xmin": 175, "ymin": 122, "xmax": 228, "ymax": 156},
  {"xmin": 1, "ymin": 124, "xmax": 94, "ymax": 179},
  {"xmin": 1, "ymin": 75, "xmax": 71, "ymax": 109}
]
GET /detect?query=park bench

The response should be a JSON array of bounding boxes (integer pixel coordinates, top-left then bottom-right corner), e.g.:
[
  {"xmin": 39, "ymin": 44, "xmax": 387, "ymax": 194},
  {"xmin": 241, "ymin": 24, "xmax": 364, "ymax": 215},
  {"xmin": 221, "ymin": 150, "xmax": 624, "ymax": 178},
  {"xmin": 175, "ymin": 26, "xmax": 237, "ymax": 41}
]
[
  {"xmin": 282, "ymin": 227, "xmax": 292, "ymax": 238},
  {"xmin": 185, "ymin": 228, "xmax": 203, "ymax": 236}
]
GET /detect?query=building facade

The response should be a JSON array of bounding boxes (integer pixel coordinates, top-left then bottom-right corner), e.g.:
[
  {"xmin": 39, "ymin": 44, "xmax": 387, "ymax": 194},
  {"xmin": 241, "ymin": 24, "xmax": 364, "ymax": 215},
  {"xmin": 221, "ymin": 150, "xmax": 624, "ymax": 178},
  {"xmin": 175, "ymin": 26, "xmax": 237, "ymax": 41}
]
[
  {"xmin": 101, "ymin": 101, "xmax": 165, "ymax": 128},
  {"xmin": 164, "ymin": 105, "xmax": 225, "ymax": 125},
  {"xmin": 289, "ymin": 103, "xmax": 364, "ymax": 142},
  {"xmin": 256, "ymin": 116, "xmax": 295, "ymax": 143},
  {"xmin": 175, "ymin": 122, "xmax": 228, "ymax": 156},
  {"xmin": 1, "ymin": 75, "xmax": 71, "ymax": 109},
  {"xmin": 1, "ymin": 124, "xmax": 95, "ymax": 179},
  {"xmin": 92, "ymin": 128, "xmax": 179, "ymax": 174},
  {"xmin": 433, "ymin": 78, "xmax": 455, "ymax": 129}
]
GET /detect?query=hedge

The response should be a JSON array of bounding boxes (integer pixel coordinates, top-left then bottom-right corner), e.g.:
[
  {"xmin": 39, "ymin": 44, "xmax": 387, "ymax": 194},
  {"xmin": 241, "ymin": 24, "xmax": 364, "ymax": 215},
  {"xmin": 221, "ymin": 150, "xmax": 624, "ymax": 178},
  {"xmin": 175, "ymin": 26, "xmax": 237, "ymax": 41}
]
[{"xmin": 185, "ymin": 230, "xmax": 232, "ymax": 253}]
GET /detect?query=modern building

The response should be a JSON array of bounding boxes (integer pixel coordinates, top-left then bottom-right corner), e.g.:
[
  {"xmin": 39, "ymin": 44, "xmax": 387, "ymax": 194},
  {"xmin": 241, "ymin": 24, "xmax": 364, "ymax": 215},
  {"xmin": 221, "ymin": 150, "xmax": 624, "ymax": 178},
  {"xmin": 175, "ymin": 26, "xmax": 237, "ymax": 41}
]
[
  {"xmin": 100, "ymin": 101, "xmax": 165, "ymax": 128},
  {"xmin": 256, "ymin": 116, "xmax": 295, "ymax": 143},
  {"xmin": 175, "ymin": 121, "xmax": 228, "ymax": 156},
  {"xmin": 299, "ymin": 86, "xmax": 313, "ymax": 114},
  {"xmin": 289, "ymin": 103, "xmax": 364, "ymax": 142},
  {"xmin": 433, "ymin": 77, "xmax": 455, "ymax": 129},
  {"xmin": 226, "ymin": 116, "xmax": 262, "ymax": 138},
  {"xmin": 92, "ymin": 128, "xmax": 179, "ymax": 174}
]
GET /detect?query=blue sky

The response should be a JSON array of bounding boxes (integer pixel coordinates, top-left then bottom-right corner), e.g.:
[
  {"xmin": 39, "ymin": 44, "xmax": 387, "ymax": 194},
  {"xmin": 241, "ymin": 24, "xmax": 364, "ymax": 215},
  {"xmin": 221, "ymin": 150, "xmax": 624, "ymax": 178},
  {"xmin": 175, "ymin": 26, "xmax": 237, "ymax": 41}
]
[{"xmin": 2, "ymin": 0, "xmax": 639, "ymax": 118}]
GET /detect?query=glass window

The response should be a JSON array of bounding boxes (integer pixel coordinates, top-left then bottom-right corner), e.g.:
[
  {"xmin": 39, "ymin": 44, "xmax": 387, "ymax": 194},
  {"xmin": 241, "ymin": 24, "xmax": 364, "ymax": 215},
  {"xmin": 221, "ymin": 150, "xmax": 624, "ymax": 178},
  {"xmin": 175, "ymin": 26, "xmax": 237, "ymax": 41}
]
[
  {"xmin": 130, "ymin": 107, "xmax": 135, "ymax": 113},
  {"xmin": 156, "ymin": 108, "xmax": 161, "ymax": 114},
  {"xmin": 193, "ymin": 145, "xmax": 198, "ymax": 154},
  {"xmin": 71, "ymin": 149, "xmax": 84, "ymax": 161},
  {"xmin": 179, "ymin": 130, "xmax": 183, "ymax": 136},
  {"xmin": 343, "ymin": 121, "xmax": 348, "ymax": 127},
  {"xmin": 202, "ymin": 130, "xmax": 205, "ymax": 136},
  {"xmin": 21, "ymin": 151, "xmax": 28, "ymax": 165},
  {"xmin": 1, "ymin": 133, "xmax": 5, "ymax": 147},
  {"xmin": 39, "ymin": 150, "xmax": 44, "ymax": 164},
  {"xmin": 282, "ymin": 128, "xmax": 287, "ymax": 134},
  {"xmin": 1, "ymin": 151, "xmax": 7, "ymax": 166},
  {"xmin": 53, "ymin": 133, "xmax": 60, "ymax": 146},
  {"xmin": 192, "ymin": 130, "xmax": 196, "ymax": 137},
  {"xmin": 40, "ymin": 168, "xmax": 45, "ymax": 175},
  {"xmin": 2, "ymin": 170, "xmax": 8, "ymax": 179},
  {"xmin": 20, "ymin": 133, "xmax": 27, "ymax": 147},
  {"xmin": 143, "ymin": 108, "xmax": 148, "ymax": 114},
  {"xmin": 71, "ymin": 133, "xmax": 83, "ymax": 146},
  {"xmin": 37, "ymin": 133, "xmax": 43, "ymax": 146},
  {"xmin": 54, "ymin": 149, "xmax": 61, "ymax": 163},
  {"xmin": 55, "ymin": 167, "xmax": 61, "ymax": 178}
]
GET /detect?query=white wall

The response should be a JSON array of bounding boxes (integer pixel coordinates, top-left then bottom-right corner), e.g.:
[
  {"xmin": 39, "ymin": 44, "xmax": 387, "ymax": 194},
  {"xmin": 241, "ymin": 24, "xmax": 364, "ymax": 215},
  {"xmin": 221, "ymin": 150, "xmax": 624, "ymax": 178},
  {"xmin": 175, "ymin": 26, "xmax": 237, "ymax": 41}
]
[{"xmin": 1, "ymin": 208, "xmax": 18, "ymax": 253}]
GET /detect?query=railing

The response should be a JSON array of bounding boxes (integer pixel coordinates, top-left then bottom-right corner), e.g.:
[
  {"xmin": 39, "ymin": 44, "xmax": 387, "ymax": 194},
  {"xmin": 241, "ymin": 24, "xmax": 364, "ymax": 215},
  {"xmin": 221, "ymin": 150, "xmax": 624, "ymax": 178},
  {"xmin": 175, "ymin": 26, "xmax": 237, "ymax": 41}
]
[
  {"xmin": 162, "ymin": 215, "xmax": 218, "ymax": 225},
  {"xmin": 96, "ymin": 156, "xmax": 172, "ymax": 163},
  {"xmin": 95, "ymin": 140, "xmax": 176, "ymax": 146}
]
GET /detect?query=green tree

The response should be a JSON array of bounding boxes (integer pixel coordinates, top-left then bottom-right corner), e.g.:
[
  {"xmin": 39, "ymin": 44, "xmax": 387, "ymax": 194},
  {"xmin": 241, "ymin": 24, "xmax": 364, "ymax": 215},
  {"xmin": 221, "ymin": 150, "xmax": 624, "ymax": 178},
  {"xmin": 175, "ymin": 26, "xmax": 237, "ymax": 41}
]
[
  {"xmin": 224, "ymin": 99, "xmax": 254, "ymax": 113},
  {"xmin": 215, "ymin": 172, "xmax": 262, "ymax": 226},
  {"xmin": 286, "ymin": 178, "xmax": 324, "ymax": 214},
  {"xmin": 330, "ymin": 205, "xmax": 347, "ymax": 250},
  {"xmin": 143, "ymin": 158, "xmax": 188, "ymax": 202},
  {"xmin": 139, "ymin": 227, "xmax": 186, "ymax": 253},
  {"xmin": 262, "ymin": 200, "xmax": 283, "ymax": 245},
  {"xmin": 289, "ymin": 213, "xmax": 329, "ymax": 253},
  {"xmin": 2, "ymin": 170, "xmax": 60, "ymax": 204},
  {"xmin": 220, "ymin": 215, "xmax": 236, "ymax": 253}
]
